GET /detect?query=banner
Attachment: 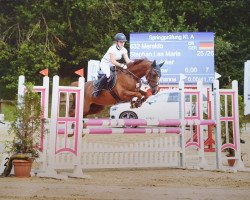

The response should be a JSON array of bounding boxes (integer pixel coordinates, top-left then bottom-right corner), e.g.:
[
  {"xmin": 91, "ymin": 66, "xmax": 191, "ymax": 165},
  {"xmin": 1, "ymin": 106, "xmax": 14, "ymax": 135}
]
[{"xmin": 244, "ymin": 60, "xmax": 250, "ymax": 115}]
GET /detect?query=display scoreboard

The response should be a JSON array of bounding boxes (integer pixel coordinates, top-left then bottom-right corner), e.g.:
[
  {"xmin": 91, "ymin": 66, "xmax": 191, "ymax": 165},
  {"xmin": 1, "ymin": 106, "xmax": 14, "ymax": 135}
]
[{"xmin": 130, "ymin": 32, "xmax": 214, "ymax": 84}]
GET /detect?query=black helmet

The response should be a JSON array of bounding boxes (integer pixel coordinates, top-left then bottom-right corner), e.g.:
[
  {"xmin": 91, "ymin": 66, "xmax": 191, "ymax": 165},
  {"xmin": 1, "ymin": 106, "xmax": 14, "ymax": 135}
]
[{"xmin": 114, "ymin": 33, "xmax": 127, "ymax": 41}]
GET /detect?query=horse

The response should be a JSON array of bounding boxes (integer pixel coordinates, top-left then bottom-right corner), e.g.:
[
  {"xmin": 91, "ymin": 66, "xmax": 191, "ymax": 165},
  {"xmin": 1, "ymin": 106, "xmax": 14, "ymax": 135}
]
[{"xmin": 70, "ymin": 58, "xmax": 164, "ymax": 117}]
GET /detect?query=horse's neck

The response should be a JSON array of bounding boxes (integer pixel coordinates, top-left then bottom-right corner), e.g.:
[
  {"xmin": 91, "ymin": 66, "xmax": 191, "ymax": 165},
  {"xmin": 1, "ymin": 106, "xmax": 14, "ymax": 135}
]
[{"xmin": 129, "ymin": 63, "xmax": 150, "ymax": 78}]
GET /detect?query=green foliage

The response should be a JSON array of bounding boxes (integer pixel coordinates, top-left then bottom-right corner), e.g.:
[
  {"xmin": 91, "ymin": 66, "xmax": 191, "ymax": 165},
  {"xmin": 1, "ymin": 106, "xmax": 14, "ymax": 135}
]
[
  {"xmin": 0, "ymin": 0, "xmax": 249, "ymax": 99},
  {"xmin": 215, "ymin": 37, "xmax": 236, "ymax": 84},
  {"xmin": 238, "ymin": 95, "xmax": 247, "ymax": 132},
  {"xmin": 1, "ymin": 101, "xmax": 15, "ymax": 121},
  {"xmin": 164, "ymin": 0, "xmax": 250, "ymax": 93},
  {"xmin": 6, "ymin": 83, "xmax": 45, "ymax": 158},
  {"xmin": 0, "ymin": 39, "xmax": 15, "ymax": 99},
  {"xmin": 0, "ymin": 40, "xmax": 60, "ymax": 99}
]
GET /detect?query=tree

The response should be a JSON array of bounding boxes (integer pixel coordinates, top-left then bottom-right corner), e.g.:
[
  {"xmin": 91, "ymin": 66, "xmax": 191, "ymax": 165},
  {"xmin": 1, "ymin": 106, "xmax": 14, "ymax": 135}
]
[
  {"xmin": 0, "ymin": 0, "xmax": 249, "ymax": 98},
  {"xmin": 164, "ymin": 0, "xmax": 250, "ymax": 94}
]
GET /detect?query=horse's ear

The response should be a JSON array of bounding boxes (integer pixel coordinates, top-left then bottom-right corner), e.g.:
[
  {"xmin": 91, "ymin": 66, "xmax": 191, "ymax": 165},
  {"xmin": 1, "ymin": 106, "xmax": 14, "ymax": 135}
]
[
  {"xmin": 159, "ymin": 62, "xmax": 164, "ymax": 68},
  {"xmin": 152, "ymin": 60, "xmax": 157, "ymax": 68}
]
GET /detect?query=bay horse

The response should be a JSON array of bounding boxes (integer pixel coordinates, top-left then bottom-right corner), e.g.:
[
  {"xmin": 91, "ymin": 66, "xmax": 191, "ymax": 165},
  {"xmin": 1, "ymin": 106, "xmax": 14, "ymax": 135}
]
[{"xmin": 70, "ymin": 58, "xmax": 164, "ymax": 117}]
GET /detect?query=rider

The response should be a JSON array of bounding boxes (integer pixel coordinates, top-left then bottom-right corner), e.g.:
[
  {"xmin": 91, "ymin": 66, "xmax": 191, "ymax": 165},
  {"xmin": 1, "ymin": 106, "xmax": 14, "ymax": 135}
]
[{"xmin": 93, "ymin": 33, "xmax": 133, "ymax": 97}]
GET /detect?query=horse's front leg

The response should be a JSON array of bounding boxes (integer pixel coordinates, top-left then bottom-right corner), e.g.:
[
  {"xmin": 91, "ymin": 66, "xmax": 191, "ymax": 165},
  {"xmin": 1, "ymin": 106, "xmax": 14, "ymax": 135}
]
[
  {"xmin": 131, "ymin": 98, "xmax": 141, "ymax": 108},
  {"xmin": 132, "ymin": 90, "xmax": 149, "ymax": 108},
  {"xmin": 121, "ymin": 90, "xmax": 143, "ymax": 108},
  {"xmin": 139, "ymin": 89, "xmax": 149, "ymax": 103}
]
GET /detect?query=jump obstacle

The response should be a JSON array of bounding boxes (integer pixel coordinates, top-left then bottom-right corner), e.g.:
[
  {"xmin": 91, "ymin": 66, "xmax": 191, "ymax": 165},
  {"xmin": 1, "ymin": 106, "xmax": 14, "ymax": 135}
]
[{"xmin": 16, "ymin": 75, "xmax": 245, "ymax": 179}]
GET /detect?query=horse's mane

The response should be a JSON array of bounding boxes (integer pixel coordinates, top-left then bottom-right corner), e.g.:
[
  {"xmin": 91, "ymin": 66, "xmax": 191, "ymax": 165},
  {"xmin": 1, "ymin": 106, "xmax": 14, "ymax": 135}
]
[{"xmin": 127, "ymin": 58, "xmax": 150, "ymax": 68}]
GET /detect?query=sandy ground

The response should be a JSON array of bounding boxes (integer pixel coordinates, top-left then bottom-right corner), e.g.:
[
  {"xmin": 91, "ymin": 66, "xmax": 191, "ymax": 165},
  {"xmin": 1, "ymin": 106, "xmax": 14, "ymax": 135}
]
[{"xmin": 0, "ymin": 124, "xmax": 250, "ymax": 200}]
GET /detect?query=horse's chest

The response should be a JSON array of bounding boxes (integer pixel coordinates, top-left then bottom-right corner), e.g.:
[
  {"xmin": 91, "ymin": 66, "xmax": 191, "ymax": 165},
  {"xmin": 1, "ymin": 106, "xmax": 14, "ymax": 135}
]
[{"xmin": 124, "ymin": 81, "xmax": 139, "ymax": 90}]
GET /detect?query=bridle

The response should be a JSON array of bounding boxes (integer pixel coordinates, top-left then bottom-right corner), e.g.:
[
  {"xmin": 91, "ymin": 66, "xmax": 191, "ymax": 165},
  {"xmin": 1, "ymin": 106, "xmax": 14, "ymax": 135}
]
[
  {"xmin": 118, "ymin": 67, "xmax": 142, "ymax": 89},
  {"xmin": 145, "ymin": 67, "xmax": 160, "ymax": 88}
]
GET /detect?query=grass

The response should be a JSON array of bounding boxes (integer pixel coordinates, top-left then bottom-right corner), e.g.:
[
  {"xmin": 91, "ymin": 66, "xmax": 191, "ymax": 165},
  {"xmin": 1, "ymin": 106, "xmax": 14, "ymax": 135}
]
[
  {"xmin": 1, "ymin": 102, "xmax": 15, "ymax": 121},
  {"xmin": 1, "ymin": 102, "xmax": 111, "ymax": 121}
]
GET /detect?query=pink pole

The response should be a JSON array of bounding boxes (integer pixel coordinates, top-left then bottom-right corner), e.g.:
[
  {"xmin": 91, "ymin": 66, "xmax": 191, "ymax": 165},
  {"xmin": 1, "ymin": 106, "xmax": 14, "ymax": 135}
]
[
  {"xmin": 83, "ymin": 127, "xmax": 181, "ymax": 134},
  {"xmin": 83, "ymin": 119, "xmax": 181, "ymax": 127}
]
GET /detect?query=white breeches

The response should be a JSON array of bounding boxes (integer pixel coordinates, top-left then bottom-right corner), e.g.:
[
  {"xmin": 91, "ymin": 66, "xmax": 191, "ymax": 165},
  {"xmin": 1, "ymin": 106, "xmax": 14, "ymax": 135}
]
[{"xmin": 100, "ymin": 62, "xmax": 111, "ymax": 78}]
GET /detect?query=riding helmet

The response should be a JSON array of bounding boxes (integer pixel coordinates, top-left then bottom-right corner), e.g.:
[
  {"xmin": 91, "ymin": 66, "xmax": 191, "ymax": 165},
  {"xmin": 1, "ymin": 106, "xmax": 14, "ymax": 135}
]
[{"xmin": 114, "ymin": 33, "xmax": 127, "ymax": 41}]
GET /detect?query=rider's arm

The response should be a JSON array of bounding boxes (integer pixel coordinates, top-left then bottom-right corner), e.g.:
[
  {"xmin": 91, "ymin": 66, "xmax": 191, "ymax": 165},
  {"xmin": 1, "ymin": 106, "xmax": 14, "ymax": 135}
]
[
  {"xmin": 123, "ymin": 52, "xmax": 133, "ymax": 64},
  {"xmin": 110, "ymin": 53, "xmax": 123, "ymax": 67}
]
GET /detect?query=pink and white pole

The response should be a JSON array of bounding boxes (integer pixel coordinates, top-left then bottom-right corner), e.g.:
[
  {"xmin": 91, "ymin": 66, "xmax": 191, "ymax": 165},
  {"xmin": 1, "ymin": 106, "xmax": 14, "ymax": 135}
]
[
  {"xmin": 39, "ymin": 75, "xmax": 85, "ymax": 179},
  {"xmin": 17, "ymin": 76, "xmax": 49, "ymax": 149},
  {"xmin": 83, "ymin": 118, "xmax": 182, "ymax": 127}
]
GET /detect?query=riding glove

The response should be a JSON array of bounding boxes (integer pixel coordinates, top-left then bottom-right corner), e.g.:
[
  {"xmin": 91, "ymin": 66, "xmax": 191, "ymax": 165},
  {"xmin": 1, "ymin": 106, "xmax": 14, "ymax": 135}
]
[{"xmin": 120, "ymin": 64, "xmax": 127, "ymax": 69}]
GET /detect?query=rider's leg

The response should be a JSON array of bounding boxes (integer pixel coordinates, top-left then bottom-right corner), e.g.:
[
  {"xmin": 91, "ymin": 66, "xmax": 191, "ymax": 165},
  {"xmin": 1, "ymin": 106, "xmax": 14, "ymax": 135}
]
[
  {"xmin": 92, "ymin": 75, "xmax": 108, "ymax": 98},
  {"xmin": 100, "ymin": 62, "xmax": 111, "ymax": 78},
  {"xmin": 92, "ymin": 62, "xmax": 111, "ymax": 97}
]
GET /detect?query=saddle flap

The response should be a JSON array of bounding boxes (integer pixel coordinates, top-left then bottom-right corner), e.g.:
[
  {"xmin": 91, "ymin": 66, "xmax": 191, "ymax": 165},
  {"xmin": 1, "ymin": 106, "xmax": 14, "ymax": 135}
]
[{"xmin": 93, "ymin": 67, "xmax": 117, "ymax": 92}]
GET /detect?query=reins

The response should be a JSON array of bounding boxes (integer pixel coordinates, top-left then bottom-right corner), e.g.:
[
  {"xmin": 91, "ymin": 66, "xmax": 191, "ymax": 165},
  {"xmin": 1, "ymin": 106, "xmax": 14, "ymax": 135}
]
[
  {"xmin": 108, "ymin": 60, "xmax": 161, "ymax": 103},
  {"xmin": 117, "ymin": 67, "xmax": 142, "ymax": 89},
  {"xmin": 118, "ymin": 65, "xmax": 159, "ymax": 88}
]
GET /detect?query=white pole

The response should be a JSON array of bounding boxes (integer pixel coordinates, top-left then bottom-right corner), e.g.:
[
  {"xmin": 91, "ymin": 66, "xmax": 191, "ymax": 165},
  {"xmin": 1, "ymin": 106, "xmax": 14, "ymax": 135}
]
[
  {"xmin": 179, "ymin": 79, "xmax": 185, "ymax": 168},
  {"xmin": 43, "ymin": 76, "xmax": 50, "ymax": 119},
  {"xmin": 38, "ymin": 75, "xmax": 67, "ymax": 179},
  {"xmin": 40, "ymin": 76, "xmax": 50, "ymax": 172},
  {"xmin": 232, "ymin": 80, "xmax": 245, "ymax": 170},
  {"xmin": 71, "ymin": 76, "xmax": 87, "ymax": 178},
  {"xmin": 197, "ymin": 80, "xmax": 207, "ymax": 168},
  {"xmin": 244, "ymin": 61, "xmax": 250, "ymax": 115},
  {"xmin": 213, "ymin": 80, "xmax": 222, "ymax": 169},
  {"xmin": 18, "ymin": 75, "xmax": 25, "ymax": 105}
]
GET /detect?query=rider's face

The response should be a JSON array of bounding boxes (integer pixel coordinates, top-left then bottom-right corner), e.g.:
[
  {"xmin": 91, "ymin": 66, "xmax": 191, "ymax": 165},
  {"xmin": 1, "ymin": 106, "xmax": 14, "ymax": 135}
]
[{"xmin": 117, "ymin": 41, "xmax": 125, "ymax": 48}]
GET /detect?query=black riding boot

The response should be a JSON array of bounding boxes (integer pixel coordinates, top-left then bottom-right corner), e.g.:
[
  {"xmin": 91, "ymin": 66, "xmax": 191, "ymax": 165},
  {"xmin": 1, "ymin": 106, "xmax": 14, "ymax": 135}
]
[{"xmin": 92, "ymin": 75, "xmax": 108, "ymax": 98}]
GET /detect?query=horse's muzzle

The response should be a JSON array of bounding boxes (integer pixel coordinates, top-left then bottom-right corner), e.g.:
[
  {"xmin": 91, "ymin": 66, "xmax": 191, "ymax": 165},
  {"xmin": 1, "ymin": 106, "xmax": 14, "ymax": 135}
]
[{"xmin": 151, "ymin": 86, "xmax": 159, "ymax": 95}]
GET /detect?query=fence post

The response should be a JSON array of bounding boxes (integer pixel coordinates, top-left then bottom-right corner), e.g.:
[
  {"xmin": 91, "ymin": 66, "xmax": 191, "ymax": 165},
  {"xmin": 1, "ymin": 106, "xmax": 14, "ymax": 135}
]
[
  {"xmin": 18, "ymin": 76, "xmax": 25, "ymax": 104},
  {"xmin": 197, "ymin": 80, "xmax": 207, "ymax": 168},
  {"xmin": 179, "ymin": 79, "xmax": 185, "ymax": 167},
  {"xmin": 213, "ymin": 80, "xmax": 222, "ymax": 169},
  {"xmin": 38, "ymin": 75, "xmax": 68, "ymax": 179},
  {"xmin": 232, "ymin": 80, "xmax": 245, "ymax": 170},
  {"xmin": 70, "ymin": 76, "xmax": 86, "ymax": 178}
]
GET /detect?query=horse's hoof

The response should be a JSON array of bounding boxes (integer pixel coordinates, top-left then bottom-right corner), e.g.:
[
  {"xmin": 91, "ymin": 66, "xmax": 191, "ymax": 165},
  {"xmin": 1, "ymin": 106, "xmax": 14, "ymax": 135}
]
[{"xmin": 135, "ymin": 102, "xmax": 141, "ymax": 108}]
